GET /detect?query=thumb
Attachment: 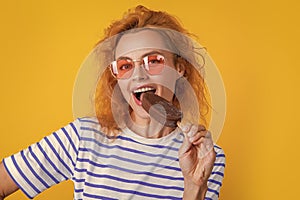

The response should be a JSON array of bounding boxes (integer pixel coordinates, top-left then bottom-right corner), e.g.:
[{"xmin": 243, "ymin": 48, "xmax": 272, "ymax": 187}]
[{"xmin": 178, "ymin": 123, "xmax": 192, "ymax": 158}]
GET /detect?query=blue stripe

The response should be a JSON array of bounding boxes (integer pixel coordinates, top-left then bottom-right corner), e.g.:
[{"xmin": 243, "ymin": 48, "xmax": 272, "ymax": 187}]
[
  {"xmin": 207, "ymin": 187, "xmax": 219, "ymax": 196},
  {"xmin": 81, "ymin": 126, "xmax": 107, "ymax": 137},
  {"xmin": 28, "ymin": 146, "xmax": 60, "ymax": 183},
  {"xmin": 79, "ymin": 147, "xmax": 181, "ymax": 171},
  {"xmin": 214, "ymin": 163, "xmax": 225, "ymax": 167},
  {"xmin": 79, "ymin": 118, "xmax": 181, "ymax": 148},
  {"xmin": 172, "ymin": 137, "xmax": 183, "ymax": 144},
  {"xmin": 3, "ymin": 159, "xmax": 33, "ymax": 199},
  {"xmin": 84, "ymin": 171, "xmax": 183, "ymax": 191},
  {"xmin": 216, "ymin": 153, "xmax": 225, "ymax": 157},
  {"xmin": 75, "ymin": 159, "xmax": 184, "ymax": 181},
  {"xmin": 82, "ymin": 126, "xmax": 180, "ymax": 152},
  {"xmin": 81, "ymin": 136, "xmax": 178, "ymax": 161},
  {"xmin": 74, "ymin": 168, "xmax": 87, "ymax": 173},
  {"xmin": 78, "ymin": 118, "xmax": 99, "ymax": 125},
  {"xmin": 84, "ymin": 182, "xmax": 182, "ymax": 199},
  {"xmin": 83, "ymin": 192, "xmax": 118, "ymax": 200},
  {"xmin": 214, "ymin": 145, "xmax": 222, "ymax": 150},
  {"xmin": 44, "ymin": 137, "xmax": 73, "ymax": 175},
  {"xmin": 211, "ymin": 171, "xmax": 224, "ymax": 177},
  {"xmin": 205, "ymin": 197, "xmax": 213, "ymax": 200},
  {"xmin": 208, "ymin": 178, "xmax": 222, "ymax": 186},
  {"xmin": 11, "ymin": 155, "xmax": 41, "ymax": 194},
  {"xmin": 53, "ymin": 132, "xmax": 75, "ymax": 167},
  {"xmin": 116, "ymin": 135, "xmax": 179, "ymax": 152},
  {"xmin": 62, "ymin": 127, "xmax": 78, "ymax": 155},
  {"xmin": 20, "ymin": 150, "xmax": 50, "ymax": 189},
  {"xmin": 72, "ymin": 177, "xmax": 85, "ymax": 183},
  {"xmin": 37, "ymin": 142, "xmax": 68, "ymax": 180},
  {"xmin": 75, "ymin": 188, "xmax": 84, "ymax": 193},
  {"xmin": 70, "ymin": 122, "xmax": 80, "ymax": 140}
]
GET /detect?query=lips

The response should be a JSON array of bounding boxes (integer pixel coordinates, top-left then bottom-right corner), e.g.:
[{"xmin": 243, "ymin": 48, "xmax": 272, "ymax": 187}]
[{"xmin": 132, "ymin": 86, "xmax": 156, "ymax": 106}]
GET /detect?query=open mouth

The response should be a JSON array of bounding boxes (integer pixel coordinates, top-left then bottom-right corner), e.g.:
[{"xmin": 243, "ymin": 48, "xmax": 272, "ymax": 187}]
[{"xmin": 133, "ymin": 87, "xmax": 156, "ymax": 102}]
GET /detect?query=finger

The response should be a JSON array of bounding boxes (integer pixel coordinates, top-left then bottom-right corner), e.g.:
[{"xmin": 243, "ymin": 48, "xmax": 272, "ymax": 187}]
[
  {"xmin": 198, "ymin": 143, "xmax": 209, "ymax": 159},
  {"xmin": 197, "ymin": 132, "xmax": 214, "ymax": 150},
  {"xmin": 198, "ymin": 124, "xmax": 206, "ymax": 132},
  {"xmin": 191, "ymin": 132, "xmax": 206, "ymax": 145},
  {"xmin": 177, "ymin": 122, "xmax": 206, "ymax": 131},
  {"xmin": 178, "ymin": 133, "xmax": 192, "ymax": 158},
  {"xmin": 189, "ymin": 130, "xmax": 207, "ymax": 143},
  {"xmin": 178, "ymin": 123, "xmax": 209, "ymax": 157},
  {"xmin": 205, "ymin": 131, "xmax": 214, "ymax": 152},
  {"xmin": 187, "ymin": 124, "xmax": 206, "ymax": 137},
  {"xmin": 186, "ymin": 124, "xmax": 198, "ymax": 137},
  {"xmin": 177, "ymin": 122, "xmax": 192, "ymax": 133},
  {"xmin": 178, "ymin": 124, "xmax": 193, "ymax": 158},
  {"xmin": 187, "ymin": 124, "xmax": 207, "ymax": 142},
  {"xmin": 197, "ymin": 131, "xmax": 215, "ymax": 159}
]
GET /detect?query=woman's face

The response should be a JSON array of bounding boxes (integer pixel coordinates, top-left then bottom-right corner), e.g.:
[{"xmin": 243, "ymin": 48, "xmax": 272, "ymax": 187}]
[{"xmin": 114, "ymin": 30, "xmax": 182, "ymax": 125}]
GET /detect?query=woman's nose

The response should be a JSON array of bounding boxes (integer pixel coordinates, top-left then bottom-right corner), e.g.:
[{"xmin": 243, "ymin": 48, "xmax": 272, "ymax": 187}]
[{"xmin": 131, "ymin": 62, "xmax": 149, "ymax": 81}]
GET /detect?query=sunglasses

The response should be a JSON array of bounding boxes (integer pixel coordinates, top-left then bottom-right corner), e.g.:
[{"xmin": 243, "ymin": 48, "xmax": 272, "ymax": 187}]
[{"xmin": 109, "ymin": 54, "xmax": 166, "ymax": 79}]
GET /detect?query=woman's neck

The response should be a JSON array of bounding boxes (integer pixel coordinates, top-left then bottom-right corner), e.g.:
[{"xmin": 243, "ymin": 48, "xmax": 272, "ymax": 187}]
[{"xmin": 127, "ymin": 112, "xmax": 174, "ymax": 138}]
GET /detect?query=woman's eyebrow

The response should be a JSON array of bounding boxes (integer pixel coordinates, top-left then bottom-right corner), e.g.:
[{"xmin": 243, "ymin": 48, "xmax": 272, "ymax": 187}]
[
  {"xmin": 117, "ymin": 56, "xmax": 131, "ymax": 60},
  {"xmin": 141, "ymin": 50, "xmax": 164, "ymax": 58}
]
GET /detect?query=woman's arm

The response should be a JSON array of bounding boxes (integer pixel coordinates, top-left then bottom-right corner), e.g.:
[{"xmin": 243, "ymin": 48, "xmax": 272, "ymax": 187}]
[
  {"xmin": 0, "ymin": 119, "xmax": 82, "ymax": 199},
  {"xmin": 0, "ymin": 161, "xmax": 19, "ymax": 199}
]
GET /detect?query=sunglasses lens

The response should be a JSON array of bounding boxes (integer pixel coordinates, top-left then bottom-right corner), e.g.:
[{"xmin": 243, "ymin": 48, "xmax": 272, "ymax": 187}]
[
  {"xmin": 146, "ymin": 54, "xmax": 165, "ymax": 75},
  {"xmin": 110, "ymin": 59, "xmax": 134, "ymax": 79},
  {"xmin": 110, "ymin": 54, "xmax": 165, "ymax": 79}
]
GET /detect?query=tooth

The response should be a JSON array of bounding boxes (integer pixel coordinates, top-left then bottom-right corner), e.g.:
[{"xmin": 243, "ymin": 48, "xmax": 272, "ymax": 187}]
[{"xmin": 133, "ymin": 87, "xmax": 155, "ymax": 93}]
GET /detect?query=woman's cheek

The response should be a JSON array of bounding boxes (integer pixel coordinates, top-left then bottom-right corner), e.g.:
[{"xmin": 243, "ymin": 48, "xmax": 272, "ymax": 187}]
[
  {"xmin": 154, "ymin": 67, "xmax": 179, "ymax": 96},
  {"xmin": 117, "ymin": 80, "xmax": 131, "ymax": 103}
]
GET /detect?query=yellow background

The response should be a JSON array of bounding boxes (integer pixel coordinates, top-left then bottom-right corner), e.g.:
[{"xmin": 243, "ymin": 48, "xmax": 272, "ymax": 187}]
[{"xmin": 1, "ymin": 0, "xmax": 299, "ymax": 199}]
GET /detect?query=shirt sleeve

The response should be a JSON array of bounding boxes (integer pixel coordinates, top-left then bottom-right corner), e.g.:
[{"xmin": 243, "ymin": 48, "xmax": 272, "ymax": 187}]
[
  {"xmin": 2, "ymin": 119, "xmax": 81, "ymax": 199},
  {"xmin": 205, "ymin": 145, "xmax": 226, "ymax": 200}
]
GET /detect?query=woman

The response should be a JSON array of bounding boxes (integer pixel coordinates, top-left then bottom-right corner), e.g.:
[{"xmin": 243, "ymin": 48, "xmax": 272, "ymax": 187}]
[{"xmin": 0, "ymin": 5, "xmax": 225, "ymax": 200}]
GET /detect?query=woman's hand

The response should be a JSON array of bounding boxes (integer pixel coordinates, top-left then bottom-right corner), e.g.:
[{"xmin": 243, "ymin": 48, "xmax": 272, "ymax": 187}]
[{"xmin": 178, "ymin": 123, "xmax": 216, "ymax": 199}]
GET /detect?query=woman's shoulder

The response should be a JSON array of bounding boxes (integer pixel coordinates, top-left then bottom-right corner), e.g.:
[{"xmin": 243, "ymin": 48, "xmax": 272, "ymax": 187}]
[
  {"xmin": 75, "ymin": 117, "xmax": 119, "ymax": 142},
  {"xmin": 75, "ymin": 116, "xmax": 103, "ymax": 129},
  {"xmin": 213, "ymin": 144, "xmax": 225, "ymax": 155},
  {"xmin": 213, "ymin": 144, "xmax": 226, "ymax": 165},
  {"xmin": 76, "ymin": 116, "xmax": 100, "ymax": 127},
  {"xmin": 69, "ymin": 117, "xmax": 103, "ymax": 139},
  {"xmin": 70, "ymin": 116, "xmax": 101, "ymax": 130}
]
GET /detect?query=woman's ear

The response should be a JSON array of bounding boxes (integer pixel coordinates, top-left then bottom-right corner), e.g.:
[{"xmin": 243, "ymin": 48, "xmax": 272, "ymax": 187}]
[{"xmin": 176, "ymin": 62, "xmax": 185, "ymax": 77}]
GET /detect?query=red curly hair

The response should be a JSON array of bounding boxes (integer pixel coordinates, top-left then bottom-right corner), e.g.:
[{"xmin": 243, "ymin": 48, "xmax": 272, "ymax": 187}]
[{"xmin": 94, "ymin": 5, "xmax": 210, "ymax": 136}]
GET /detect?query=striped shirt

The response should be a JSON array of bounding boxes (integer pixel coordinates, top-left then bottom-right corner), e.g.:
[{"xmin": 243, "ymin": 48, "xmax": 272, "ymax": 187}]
[{"xmin": 3, "ymin": 117, "xmax": 225, "ymax": 199}]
